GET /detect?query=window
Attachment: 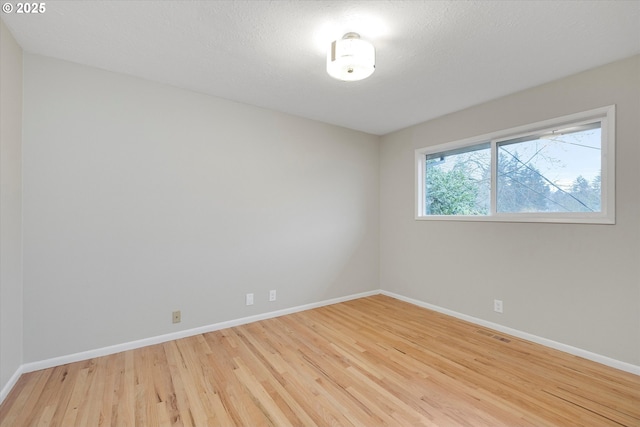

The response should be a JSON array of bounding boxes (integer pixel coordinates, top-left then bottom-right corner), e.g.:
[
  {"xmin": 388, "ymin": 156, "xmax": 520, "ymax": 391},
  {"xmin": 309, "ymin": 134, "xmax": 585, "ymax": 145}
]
[
  {"xmin": 425, "ymin": 143, "xmax": 490, "ymax": 215},
  {"xmin": 415, "ymin": 106, "xmax": 615, "ymax": 223}
]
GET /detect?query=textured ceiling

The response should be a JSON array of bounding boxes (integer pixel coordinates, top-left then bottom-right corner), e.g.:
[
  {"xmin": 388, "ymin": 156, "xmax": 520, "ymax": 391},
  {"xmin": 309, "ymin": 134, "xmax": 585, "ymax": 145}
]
[{"xmin": 3, "ymin": 1, "xmax": 640, "ymax": 135}]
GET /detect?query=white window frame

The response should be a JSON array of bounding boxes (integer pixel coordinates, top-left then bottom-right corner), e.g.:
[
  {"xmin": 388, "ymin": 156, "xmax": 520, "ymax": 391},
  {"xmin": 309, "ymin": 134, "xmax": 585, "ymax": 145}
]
[{"xmin": 415, "ymin": 105, "xmax": 615, "ymax": 224}]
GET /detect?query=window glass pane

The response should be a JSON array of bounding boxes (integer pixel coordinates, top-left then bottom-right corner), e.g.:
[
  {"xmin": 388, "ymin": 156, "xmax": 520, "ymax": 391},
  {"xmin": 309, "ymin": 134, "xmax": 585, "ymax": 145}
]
[
  {"xmin": 425, "ymin": 143, "xmax": 490, "ymax": 215},
  {"xmin": 497, "ymin": 123, "xmax": 601, "ymax": 213}
]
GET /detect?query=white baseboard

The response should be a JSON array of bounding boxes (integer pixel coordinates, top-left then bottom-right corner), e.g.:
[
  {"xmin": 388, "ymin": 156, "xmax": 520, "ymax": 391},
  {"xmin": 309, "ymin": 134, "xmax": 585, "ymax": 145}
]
[
  {"xmin": 19, "ymin": 290, "xmax": 380, "ymax": 375},
  {"xmin": 0, "ymin": 365, "xmax": 24, "ymax": 404},
  {"xmin": 381, "ymin": 290, "xmax": 640, "ymax": 376},
  {"xmin": 3, "ymin": 288, "xmax": 638, "ymax": 405}
]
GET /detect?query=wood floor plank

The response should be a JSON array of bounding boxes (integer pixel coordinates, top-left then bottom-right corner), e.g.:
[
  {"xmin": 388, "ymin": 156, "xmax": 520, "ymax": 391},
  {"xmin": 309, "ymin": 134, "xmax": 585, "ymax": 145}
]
[
  {"xmin": 76, "ymin": 359, "xmax": 105, "ymax": 427},
  {"xmin": 96, "ymin": 351, "xmax": 119, "ymax": 427},
  {"xmin": 113, "ymin": 348, "xmax": 136, "ymax": 427},
  {"xmin": 163, "ymin": 341, "xmax": 196, "ymax": 427},
  {"xmin": 2, "ymin": 295, "xmax": 639, "ymax": 426}
]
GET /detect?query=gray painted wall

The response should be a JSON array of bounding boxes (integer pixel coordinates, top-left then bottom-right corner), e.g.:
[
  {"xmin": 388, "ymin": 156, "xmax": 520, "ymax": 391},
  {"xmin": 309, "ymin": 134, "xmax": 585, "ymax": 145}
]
[
  {"xmin": 0, "ymin": 20, "xmax": 23, "ymax": 391},
  {"xmin": 380, "ymin": 55, "xmax": 640, "ymax": 365},
  {"xmin": 22, "ymin": 54, "xmax": 380, "ymax": 362}
]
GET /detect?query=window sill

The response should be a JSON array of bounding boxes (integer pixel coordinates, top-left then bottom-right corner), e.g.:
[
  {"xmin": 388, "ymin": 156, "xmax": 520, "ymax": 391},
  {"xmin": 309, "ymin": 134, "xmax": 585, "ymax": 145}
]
[{"xmin": 415, "ymin": 214, "xmax": 615, "ymax": 225}]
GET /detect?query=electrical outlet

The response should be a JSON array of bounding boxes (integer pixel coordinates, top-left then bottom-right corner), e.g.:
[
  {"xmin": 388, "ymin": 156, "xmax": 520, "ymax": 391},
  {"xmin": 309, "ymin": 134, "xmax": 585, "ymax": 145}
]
[
  {"xmin": 246, "ymin": 293, "xmax": 254, "ymax": 306},
  {"xmin": 494, "ymin": 299, "xmax": 503, "ymax": 313},
  {"xmin": 269, "ymin": 290, "xmax": 276, "ymax": 302},
  {"xmin": 172, "ymin": 310, "xmax": 181, "ymax": 323}
]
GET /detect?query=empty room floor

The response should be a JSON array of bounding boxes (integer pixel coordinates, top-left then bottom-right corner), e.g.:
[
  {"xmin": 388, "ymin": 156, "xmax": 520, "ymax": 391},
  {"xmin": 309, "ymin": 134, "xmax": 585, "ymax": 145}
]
[{"xmin": 1, "ymin": 295, "xmax": 639, "ymax": 426}]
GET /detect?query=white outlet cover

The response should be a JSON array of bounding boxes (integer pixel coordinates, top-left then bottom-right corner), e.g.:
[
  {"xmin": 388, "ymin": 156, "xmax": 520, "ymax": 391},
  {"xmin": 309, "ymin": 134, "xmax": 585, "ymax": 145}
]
[
  {"xmin": 269, "ymin": 290, "xmax": 276, "ymax": 301},
  {"xmin": 494, "ymin": 299, "xmax": 503, "ymax": 313},
  {"xmin": 246, "ymin": 293, "xmax": 254, "ymax": 306}
]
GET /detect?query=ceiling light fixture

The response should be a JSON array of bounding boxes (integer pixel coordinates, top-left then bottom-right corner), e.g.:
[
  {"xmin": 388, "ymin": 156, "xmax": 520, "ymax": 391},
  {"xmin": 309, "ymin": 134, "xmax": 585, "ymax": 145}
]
[{"xmin": 326, "ymin": 32, "xmax": 375, "ymax": 82}]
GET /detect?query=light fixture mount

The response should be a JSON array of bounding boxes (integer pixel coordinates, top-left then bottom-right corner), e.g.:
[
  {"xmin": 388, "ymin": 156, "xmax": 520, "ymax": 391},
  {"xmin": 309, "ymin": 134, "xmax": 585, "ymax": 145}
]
[{"xmin": 327, "ymin": 32, "xmax": 375, "ymax": 82}]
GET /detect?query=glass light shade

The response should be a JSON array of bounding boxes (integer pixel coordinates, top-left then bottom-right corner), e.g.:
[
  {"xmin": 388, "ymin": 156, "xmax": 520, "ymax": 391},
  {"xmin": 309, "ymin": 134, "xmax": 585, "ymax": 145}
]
[{"xmin": 326, "ymin": 33, "xmax": 375, "ymax": 81}]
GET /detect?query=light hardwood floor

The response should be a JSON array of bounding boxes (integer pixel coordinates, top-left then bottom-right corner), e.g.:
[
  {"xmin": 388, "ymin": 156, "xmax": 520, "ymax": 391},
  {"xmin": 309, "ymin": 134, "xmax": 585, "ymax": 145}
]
[{"xmin": 1, "ymin": 295, "xmax": 639, "ymax": 426}]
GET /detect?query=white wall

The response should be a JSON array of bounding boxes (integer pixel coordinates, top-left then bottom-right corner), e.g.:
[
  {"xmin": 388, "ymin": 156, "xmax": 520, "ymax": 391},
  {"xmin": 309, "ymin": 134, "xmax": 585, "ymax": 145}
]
[
  {"xmin": 22, "ymin": 54, "xmax": 379, "ymax": 362},
  {"xmin": 380, "ymin": 55, "xmax": 640, "ymax": 366},
  {"xmin": 0, "ymin": 19, "xmax": 23, "ymax": 393}
]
